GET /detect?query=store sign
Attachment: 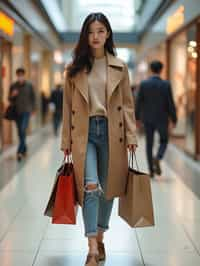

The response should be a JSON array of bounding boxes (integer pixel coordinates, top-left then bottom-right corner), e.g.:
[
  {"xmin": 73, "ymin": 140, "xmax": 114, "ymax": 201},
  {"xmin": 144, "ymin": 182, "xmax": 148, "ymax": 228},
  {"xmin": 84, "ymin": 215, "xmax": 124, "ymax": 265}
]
[
  {"xmin": 0, "ymin": 11, "xmax": 14, "ymax": 37},
  {"xmin": 166, "ymin": 5, "xmax": 185, "ymax": 34}
]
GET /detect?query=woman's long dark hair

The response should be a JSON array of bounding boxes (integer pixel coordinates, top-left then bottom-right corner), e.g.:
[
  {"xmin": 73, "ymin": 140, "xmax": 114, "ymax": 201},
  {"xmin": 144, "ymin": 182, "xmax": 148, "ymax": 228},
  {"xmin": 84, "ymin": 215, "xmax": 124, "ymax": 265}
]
[{"xmin": 68, "ymin": 12, "xmax": 116, "ymax": 78}]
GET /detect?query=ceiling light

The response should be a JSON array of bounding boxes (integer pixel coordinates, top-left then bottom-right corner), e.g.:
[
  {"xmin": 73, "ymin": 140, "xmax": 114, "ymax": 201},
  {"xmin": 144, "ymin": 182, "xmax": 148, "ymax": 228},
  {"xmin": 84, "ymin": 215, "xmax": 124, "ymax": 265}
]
[
  {"xmin": 187, "ymin": 46, "xmax": 194, "ymax": 53},
  {"xmin": 189, "ymin": 41, "xmax": 197, "ymax": 47},
  {"xmin": 40, "ymin": 0, "xmax": 67, "ymax": 32},
  {"xmin": 54, "ymin": 50, "xmax": 63, "ymax": 64},
  {"xmin": 192, "ymin": 52, "xmax": 198, "ymax": 58},
  {"xmin": 138, "ymin": 61, "xmax": 148, "ymax": 72}
]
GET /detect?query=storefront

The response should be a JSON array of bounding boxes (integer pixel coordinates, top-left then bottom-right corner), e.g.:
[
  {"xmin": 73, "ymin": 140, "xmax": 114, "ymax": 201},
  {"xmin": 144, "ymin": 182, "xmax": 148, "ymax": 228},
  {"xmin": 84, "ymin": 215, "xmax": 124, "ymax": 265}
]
[
  {"xmin": 0, "ymin": 7, "xmax": 55, "ymax": 152},
  {"xmin": 0, "ymin": 11, "xmax": 14, "ymax": 150},
  {"xmin": 168, "ymin": 20, "xmax": 199, "ymax": 157},
  {"xmin": 135, "ymin": 0, "xmax": 200, "ymax": 160},
  {"xmin": 0, "ymin": 38, "xmax": 3, "ymax": 151}
]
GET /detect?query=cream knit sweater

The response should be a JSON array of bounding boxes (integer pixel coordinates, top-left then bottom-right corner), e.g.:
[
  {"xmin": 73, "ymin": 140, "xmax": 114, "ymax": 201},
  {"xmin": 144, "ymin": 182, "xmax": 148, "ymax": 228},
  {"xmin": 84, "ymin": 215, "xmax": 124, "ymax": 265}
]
[{"xmin": 88, "ymin": 56, "xmax": 107, "ymax": 117}]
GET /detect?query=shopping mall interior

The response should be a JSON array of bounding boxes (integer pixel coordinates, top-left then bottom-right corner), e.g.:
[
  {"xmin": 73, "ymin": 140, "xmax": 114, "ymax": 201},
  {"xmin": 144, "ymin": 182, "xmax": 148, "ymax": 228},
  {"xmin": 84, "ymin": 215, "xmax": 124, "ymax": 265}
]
[{"xmin": 0, "ymin": 0, "xmax": 200, "ymax": 265}]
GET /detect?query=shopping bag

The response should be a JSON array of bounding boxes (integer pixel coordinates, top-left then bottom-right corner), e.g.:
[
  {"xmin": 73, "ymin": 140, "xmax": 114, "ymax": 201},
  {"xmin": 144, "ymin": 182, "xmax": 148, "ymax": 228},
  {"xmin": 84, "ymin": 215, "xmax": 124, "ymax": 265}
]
[
  {"xmin": 118, "ymin": 152, "xmax": 155, "ymax": 227},
  {"xmin": 44, "ymin": 155, "xmax": 78, "ymax": 224},
  {"xmin": 4, "ymin": 104, "xmax": 18, "ymax": 121}
]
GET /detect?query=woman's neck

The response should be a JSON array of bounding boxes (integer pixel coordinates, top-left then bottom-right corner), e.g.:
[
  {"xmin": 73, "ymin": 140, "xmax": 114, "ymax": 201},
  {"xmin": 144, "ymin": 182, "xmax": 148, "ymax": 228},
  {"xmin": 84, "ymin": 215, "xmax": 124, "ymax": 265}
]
[{"xmin": 92, "ymin": 48, "xmax": 105, "ymax": 59}]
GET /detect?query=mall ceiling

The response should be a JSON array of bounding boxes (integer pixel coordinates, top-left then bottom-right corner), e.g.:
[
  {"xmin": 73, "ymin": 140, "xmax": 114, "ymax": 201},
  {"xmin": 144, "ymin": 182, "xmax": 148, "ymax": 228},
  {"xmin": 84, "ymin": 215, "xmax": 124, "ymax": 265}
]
[
  {"xmin": 36, "ymin": 0, "xmax": 173, "ymax": 45},
  {"xmin": 0, "ymin": 0, "xmax": 174, "ymax": 49}
]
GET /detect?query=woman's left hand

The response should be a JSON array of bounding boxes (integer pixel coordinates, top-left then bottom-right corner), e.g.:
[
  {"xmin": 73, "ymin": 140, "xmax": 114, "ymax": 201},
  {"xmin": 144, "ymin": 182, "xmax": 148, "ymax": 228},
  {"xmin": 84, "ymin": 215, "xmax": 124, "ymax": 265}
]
[{"xmin": 127, "ymin": 144, "xmax": 137, "ymax": 152}]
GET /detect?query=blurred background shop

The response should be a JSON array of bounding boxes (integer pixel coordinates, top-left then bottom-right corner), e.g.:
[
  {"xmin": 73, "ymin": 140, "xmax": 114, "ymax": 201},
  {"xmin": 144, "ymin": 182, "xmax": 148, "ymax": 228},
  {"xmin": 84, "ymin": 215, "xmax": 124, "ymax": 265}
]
[
  {"xmin": 0, "ymin": 1, "xmax": 61, "ymax": 152},
  {"xmin": 134, "ymin": 0, "xmax": 200, "ymax": 160}
]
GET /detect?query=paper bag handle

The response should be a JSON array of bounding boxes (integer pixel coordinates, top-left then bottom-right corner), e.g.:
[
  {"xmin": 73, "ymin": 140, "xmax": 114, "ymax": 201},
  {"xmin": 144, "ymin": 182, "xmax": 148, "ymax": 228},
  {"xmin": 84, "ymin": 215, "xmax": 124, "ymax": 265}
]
[
  {"xmin": 63, "ymin": 153, "xmax": 73, "ymax": 164},
  {"xmin": 129, "ymin": 151, "xmax": 139, "ymax": 171}
]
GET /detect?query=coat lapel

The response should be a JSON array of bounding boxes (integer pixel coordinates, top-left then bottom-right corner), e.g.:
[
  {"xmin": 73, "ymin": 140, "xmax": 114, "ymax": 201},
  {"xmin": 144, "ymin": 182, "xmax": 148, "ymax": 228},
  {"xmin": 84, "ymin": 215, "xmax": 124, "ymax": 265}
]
[
  {"xmin": 74, "ymin": 69, "xmax": 89, "ymax": 103},
  {"xmin": 73, "ymin": 52, "xmax": 124, "ymax": 104},
  {"xmin": 107, "ymin": 53, "xmax": 124, "ymax": 103}
]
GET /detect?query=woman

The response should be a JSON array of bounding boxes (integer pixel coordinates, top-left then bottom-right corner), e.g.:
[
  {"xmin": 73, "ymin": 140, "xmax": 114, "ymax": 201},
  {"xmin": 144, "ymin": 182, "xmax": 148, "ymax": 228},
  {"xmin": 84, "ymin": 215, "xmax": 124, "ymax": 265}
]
[{"xmin": 61, "ymin": 12, "xmax": 137, "ymax": 266}]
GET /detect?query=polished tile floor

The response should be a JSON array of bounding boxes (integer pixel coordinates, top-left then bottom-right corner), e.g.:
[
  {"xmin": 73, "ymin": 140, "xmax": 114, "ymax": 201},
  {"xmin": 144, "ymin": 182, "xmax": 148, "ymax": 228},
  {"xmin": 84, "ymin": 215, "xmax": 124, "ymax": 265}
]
[{"xmin": 0, "ymin": 134, "xmax": 200, "ymax": 266}]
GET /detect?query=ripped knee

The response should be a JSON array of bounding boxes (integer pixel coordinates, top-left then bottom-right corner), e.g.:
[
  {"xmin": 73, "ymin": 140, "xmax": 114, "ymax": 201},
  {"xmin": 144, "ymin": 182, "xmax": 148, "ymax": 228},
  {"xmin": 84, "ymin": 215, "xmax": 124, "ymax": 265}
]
[
  {"xmin": 84, "ymin": 183, "xmax": 99, "ymax": 194},
  {"xmin": 85, "ymin": 184, "xmax": 98, "ymax": 190}
]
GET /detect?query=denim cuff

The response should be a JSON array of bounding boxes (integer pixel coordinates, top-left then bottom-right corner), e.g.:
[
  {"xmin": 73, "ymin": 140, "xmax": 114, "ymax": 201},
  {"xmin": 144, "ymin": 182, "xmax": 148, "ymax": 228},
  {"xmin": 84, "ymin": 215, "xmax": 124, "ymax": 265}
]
[
  {"xmin": 98, "ymin": 225, "xmax": 109, "ymax": 233},
  {"xmin": 85, "ymin": 231, "xmax": 98, "ymax": 237}
]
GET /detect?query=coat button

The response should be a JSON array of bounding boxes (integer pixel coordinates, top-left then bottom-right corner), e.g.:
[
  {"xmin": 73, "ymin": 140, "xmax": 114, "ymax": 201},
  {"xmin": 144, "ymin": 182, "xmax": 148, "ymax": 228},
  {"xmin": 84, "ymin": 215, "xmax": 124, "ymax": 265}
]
[
  {"xmin": 119, "ymin": 122, "xmax": 123, "ymax": 127},
  {"xmin": 118, "ymin": 106, "xmax": 122, "ymax": 111},
  {"xmin": 119, "ymin": 138, "xmax": 123, "ymax": 142},
  {"xmin": 72, "ymin": 110, "xmax": 75, "ymax": 115},
  {"xmin": 71, "ymin": 125, "xmax": 75, "ymax": 130},
  {"xmin": 71, "ymin": 140, "xmax": 73, "ymax": 145}
]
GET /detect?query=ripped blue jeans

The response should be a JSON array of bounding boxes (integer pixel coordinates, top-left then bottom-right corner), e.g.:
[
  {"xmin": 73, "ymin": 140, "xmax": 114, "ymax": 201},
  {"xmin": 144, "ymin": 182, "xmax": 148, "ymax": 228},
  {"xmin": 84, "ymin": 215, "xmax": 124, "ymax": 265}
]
[{"xmin": 82, "ymin": 116, "xmax": 114, "ymax": 237}]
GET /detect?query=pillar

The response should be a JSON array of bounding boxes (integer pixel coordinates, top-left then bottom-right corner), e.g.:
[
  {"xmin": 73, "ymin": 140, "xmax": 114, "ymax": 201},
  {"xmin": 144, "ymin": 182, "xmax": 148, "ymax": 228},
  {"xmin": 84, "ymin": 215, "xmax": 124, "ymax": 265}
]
[
  {"xmin": 41, "ymin": 50, "xmax": 53, "ymax": 96},
  {"xmin": 23, "ymin": 34, "xmax": 31, "ymax": 79}
]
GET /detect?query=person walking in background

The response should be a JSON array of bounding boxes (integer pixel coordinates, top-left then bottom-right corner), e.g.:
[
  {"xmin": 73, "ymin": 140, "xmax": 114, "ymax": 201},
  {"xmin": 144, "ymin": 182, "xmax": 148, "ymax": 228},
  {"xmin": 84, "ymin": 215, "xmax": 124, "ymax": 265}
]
[
  {"xmin": 61, "ymin": 12, "xmax": 137, "ymax": 266},
  {"xmin": 8, "ymin": 68, "xmax": 36, "ymax": 161},
  {"xmin": 50, "ymin": 84, "xmax": 63, "ymax": 136},
  {"xmin": 41, "ymin": 91, "xmax": 49, "ymax": 125},
  {"xmin": 136, "ymin": 60, "xmax": 177, "ymax": 178}
]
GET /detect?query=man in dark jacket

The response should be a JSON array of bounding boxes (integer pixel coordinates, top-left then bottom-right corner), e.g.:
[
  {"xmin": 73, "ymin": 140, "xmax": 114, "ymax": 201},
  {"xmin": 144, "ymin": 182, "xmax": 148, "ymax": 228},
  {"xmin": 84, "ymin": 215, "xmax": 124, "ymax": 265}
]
[
  {"xmin": 136, "ymin": 60, "xmax": 177, "ymax": 178},
  {"xmin": 50, "ymin": 84, "xmax": 63, "ymax": 136},
  {"xmin": 9, "ymin": 68, "xmax": 36, "ymax": 161}
]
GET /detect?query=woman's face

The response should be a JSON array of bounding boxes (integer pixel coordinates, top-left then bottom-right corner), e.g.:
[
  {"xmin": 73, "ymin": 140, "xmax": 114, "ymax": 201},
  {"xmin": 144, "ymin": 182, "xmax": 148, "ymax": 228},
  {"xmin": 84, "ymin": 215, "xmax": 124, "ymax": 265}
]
[{"xmin": 88, "ymin": 20, "xmax": 110, "ymax": 50}]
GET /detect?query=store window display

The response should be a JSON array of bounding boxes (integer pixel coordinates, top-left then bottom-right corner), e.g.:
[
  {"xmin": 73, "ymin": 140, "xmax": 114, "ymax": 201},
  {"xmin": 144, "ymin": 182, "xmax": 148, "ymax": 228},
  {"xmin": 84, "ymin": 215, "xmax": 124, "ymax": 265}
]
[
  {"xmin": 170, "ymin": 25, "xmax": 197, "ymax": 155},
  {"xmin": 1, "ymin": 39, "xmax": 12, "ymax": 147},
  {"xmin": 0, "ymin": 38, "xmax": 3, "ymax": 151},
  {"xmin": 185, "ymin": 35, "xmax": 197, "ymax": 154}
]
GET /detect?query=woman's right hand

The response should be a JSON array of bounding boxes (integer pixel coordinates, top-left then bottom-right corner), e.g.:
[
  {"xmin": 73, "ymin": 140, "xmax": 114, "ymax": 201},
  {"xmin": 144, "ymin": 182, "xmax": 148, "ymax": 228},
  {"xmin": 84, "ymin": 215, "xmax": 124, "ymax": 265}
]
[{"xmin": 64, "ymin": 149, "xmax": 69, "ymax": 156}]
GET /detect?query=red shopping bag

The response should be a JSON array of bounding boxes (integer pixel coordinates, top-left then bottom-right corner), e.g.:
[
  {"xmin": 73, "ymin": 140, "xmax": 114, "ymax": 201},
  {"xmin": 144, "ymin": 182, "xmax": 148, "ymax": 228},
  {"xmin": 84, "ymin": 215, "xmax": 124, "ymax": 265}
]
[{"xmin": 52, "ymin": 156, "xmax": 77, "ymax": 224}]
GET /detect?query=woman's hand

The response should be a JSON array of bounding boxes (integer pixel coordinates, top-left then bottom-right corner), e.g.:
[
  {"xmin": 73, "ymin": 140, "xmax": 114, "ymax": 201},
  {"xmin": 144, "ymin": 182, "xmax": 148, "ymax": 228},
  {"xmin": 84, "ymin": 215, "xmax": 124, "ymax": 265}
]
[
  {"xmin": 127, "ymin": 144, "xmax": 137, "ymax": 152},
  {"xmin": 64, "ymin": 149, "xmax": 70, "ymax": 156}
]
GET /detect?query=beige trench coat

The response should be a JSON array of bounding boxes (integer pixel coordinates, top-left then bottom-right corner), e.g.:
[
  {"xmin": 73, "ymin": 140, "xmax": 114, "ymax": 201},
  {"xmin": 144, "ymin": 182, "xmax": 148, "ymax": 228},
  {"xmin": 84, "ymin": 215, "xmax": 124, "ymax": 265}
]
[{"xmin": 61, "ymin": 52, "xmax": 137, "ymax": 207}]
